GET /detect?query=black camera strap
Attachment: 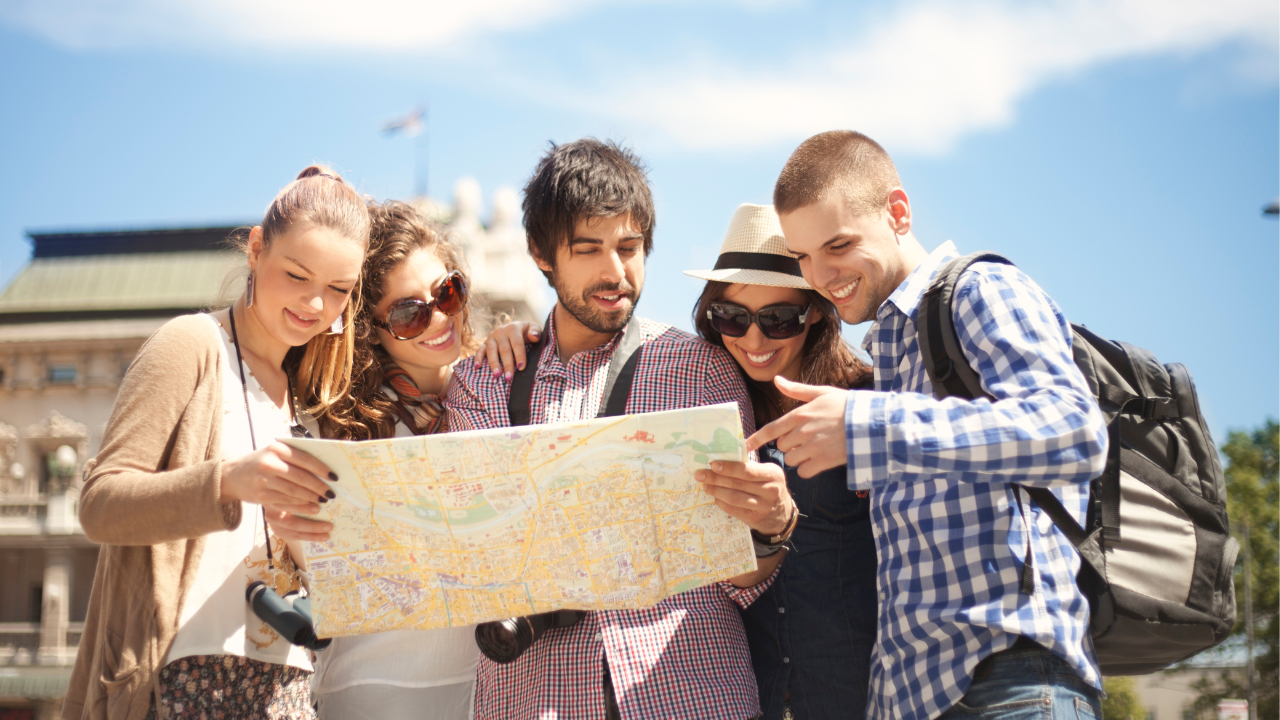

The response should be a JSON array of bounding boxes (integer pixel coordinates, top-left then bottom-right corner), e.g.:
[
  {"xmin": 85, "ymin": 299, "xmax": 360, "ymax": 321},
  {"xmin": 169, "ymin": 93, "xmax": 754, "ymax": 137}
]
[{"xmin": 508, "ymin": 314, "xmax": 644, "ymax": 425}]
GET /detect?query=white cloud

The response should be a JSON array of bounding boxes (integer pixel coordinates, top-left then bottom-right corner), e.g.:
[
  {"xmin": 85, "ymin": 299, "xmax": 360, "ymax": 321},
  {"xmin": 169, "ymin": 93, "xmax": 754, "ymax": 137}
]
[
  {"xmin": 0, "ymin": 0, "xmax": 667, "ymax": 52},
  {"xmin": 595, "ymin": 0, "xmax": 1279, "ymax": 153},
  {"xmin": 3, "ymin": 0, "xmax": 1274, "ymax": 154}
]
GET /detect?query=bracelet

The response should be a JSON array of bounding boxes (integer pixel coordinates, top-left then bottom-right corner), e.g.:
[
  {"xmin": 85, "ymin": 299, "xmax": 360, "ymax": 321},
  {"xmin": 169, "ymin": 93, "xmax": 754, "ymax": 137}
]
[
  {"xmin": 753, "ymin": 540, "xmax": 786, "ymax": 558},
  {"xmin": 751, "ymin": 503, "xmax": 799, "ymax": 548}
]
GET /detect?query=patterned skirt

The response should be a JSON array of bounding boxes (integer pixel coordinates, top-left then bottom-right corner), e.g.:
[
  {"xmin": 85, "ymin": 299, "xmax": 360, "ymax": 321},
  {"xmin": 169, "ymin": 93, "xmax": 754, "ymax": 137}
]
[{"xmin": 145, "ymin": 654, "xmax": 315, "ymax": 720}]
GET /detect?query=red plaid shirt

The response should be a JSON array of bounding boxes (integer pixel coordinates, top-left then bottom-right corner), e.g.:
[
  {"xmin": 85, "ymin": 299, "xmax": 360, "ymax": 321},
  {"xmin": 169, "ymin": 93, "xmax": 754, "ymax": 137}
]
[{"xmin": 447, "ymin": 311, "xmax": 768, "ymax": 720}]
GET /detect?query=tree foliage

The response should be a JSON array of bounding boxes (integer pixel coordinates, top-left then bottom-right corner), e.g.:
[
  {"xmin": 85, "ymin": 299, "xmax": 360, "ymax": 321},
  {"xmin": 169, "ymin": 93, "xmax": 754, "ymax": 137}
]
[
  {"xmin": 1102, "ymin": 677, "xmax": 1144, "ymax": 720},
  {"xmin": 1188, "ymin": 419, "xmax": 1278, "ymax": 719}
]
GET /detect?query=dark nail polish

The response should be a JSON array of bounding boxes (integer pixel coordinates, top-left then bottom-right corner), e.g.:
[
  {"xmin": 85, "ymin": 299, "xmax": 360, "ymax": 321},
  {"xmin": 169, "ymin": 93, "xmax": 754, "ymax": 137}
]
[
  {"xmin": 318, "ymin": 495, "xmax": 328, "ymax": 504},
  {"xmin": 517, "ymin": 362, "xmax": 525, "ymax": 370},
  {"xmin": 328, "ymin": 472, "xmax": 338, "ymax": 481},
  {"xmin": 326, "ymin": 489, "xmax": 336, "ymax": 499}
]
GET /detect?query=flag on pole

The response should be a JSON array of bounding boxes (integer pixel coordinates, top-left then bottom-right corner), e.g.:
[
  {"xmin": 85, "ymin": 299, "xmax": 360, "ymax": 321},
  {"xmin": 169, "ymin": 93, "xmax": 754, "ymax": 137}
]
[{"xmin": 383, "ymin": 107, "xmax": 425, "ymax": 137}]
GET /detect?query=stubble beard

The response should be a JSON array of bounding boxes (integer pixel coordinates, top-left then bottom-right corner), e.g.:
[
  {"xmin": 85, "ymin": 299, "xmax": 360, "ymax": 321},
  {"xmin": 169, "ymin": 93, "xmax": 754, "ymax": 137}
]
[{"xmin": 553, "ymin": 272, "xmax": 640, "ymax": 335}]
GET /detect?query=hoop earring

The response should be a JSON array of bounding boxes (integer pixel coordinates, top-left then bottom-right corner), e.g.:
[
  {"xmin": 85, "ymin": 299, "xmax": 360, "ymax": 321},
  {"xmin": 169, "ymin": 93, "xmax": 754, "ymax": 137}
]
[{"xmin": 245, "ymin": 271, "xmax": 255, "ymax": 308}]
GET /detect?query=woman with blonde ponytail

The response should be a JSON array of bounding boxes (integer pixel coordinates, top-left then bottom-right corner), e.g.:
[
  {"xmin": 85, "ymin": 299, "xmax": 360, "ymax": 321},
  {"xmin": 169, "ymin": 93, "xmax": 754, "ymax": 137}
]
[{"xmin": 64, "ymin": 166, "xmax": 371, "ymax": 720}]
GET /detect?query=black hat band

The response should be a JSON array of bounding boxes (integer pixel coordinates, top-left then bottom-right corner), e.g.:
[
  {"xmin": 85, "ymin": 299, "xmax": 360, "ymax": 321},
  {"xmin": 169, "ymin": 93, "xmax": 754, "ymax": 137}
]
[{"xmin": 713, "ymin": 251, "xmax": 803, "ymax": 277}]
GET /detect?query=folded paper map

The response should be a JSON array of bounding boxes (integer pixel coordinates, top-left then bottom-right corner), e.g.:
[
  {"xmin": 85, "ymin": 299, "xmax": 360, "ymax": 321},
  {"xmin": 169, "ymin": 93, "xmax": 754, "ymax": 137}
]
[{"xmin": 284, "ymin": 402, "xmax": 757, "ymax": 638}]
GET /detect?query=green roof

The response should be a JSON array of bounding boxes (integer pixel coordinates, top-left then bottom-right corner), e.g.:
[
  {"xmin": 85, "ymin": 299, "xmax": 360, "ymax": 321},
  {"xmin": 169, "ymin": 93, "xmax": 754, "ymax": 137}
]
[
  {"xmin": 0, "ymin": 665, "xmax": 72, "ymax": 699},
  {"xmin": 0, "ymin": 250, "xmax": 243, "ymax": 316}
]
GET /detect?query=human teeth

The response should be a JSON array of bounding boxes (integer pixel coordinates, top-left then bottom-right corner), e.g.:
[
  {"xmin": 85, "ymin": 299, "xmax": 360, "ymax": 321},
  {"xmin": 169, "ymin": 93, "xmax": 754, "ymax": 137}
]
[
  {"xmin": 831, "ymin": 280, "xmax": 858, "ymax": 299},
  {"xmin": 747, "ymin": 350, "xmax": 776, "ymax": 364},
  {"xmin": 421, "ymin": 328, "xmax": 452, "ymax": 346}
]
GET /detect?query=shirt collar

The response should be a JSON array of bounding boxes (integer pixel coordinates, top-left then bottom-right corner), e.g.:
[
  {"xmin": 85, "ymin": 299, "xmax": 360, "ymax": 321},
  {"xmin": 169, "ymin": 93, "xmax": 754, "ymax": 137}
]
[
  {"xmin": 538, "ymin": 305, "xmax": 629, "ymax": 376},
  {"xmin": 861, "ymin": 240, "xmax": 958, "ymax": 352}
]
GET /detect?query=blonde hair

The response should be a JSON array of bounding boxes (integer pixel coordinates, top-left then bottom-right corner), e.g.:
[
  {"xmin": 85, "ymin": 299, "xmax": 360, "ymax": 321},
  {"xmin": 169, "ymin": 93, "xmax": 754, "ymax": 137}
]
[{"xmin": 241, "ymin": 165, "xmax": 372, "ymax": 420}]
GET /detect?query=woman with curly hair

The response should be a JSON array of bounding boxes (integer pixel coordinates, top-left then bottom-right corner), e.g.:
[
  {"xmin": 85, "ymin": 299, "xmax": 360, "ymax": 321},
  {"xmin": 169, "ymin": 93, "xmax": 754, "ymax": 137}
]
[{"xmin": 309, "ymin": 200, "xmax": 482, "ymax": 720}]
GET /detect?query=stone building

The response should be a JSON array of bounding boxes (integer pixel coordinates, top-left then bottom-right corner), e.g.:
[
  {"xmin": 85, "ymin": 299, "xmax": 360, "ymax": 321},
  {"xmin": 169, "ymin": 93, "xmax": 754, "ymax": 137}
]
[{"xmin": 0, "ymin": 183, "xmax": 542, "ymax": 719}]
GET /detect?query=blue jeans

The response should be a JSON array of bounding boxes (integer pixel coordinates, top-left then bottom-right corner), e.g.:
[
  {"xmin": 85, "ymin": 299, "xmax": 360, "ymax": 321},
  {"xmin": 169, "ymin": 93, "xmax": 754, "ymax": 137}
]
[{"xmin": 937, "ymin": 645, "xmax": 1102, "ymax": 720}]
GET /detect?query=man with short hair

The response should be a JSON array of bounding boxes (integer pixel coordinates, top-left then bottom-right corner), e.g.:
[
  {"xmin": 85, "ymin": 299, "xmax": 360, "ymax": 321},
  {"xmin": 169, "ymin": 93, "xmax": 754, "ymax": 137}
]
[
  {"xmin": 750, "ymin": 130, "xmax": 1109, "ymax": 720},
  {"xmin": 447, "ymin": 138, "xmax": 791, "ymax": 720}
]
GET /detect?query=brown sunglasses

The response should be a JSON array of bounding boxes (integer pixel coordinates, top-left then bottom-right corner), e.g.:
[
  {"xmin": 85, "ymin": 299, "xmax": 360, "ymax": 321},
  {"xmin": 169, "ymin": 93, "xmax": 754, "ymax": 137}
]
[{"xmin": 374, "ymin": 271, "xmax": 469, "ymax": 340}]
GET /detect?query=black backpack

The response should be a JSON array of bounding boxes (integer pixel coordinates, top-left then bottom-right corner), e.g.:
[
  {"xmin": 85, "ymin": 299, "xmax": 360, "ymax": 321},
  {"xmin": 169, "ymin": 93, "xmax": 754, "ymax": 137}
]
[{"xmin": 917, "ymin": 252, "xmax": 1238, "ymax": 676}]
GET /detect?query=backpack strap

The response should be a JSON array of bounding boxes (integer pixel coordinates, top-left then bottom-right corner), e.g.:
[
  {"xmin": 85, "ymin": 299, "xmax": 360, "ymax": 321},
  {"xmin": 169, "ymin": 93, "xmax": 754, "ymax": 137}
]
[
  {"xmin": 599, "ymin": 316, "xmax": 644, "ymax": 418},
  {"xmin": 507, "ymin": 315, "xmax": 644, "ymax": 426},
  {"xmin": 508, "ymin": 338, "xmax": 546, "ymax": 427},
  {"xmin": 917, "ymin": 251, "xmax": 1013, "ymax": 400}
]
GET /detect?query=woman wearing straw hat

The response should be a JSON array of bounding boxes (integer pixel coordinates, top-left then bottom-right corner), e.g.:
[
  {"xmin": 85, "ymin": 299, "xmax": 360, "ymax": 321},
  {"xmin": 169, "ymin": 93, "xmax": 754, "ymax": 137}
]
[
  {"xmin": 476, "ymin": 203, "xmax": 877, "ymax": 719},
  {"xmin": 685, "ymin": 203, "xmax": 877, "ymax": 720}
]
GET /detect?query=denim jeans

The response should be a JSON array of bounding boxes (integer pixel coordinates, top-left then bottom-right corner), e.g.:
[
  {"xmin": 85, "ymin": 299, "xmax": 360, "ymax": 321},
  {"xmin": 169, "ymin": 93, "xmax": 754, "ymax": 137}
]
[{"xmin": 937, "ymin": 644, "xmax": 1102, "ymax": 720}]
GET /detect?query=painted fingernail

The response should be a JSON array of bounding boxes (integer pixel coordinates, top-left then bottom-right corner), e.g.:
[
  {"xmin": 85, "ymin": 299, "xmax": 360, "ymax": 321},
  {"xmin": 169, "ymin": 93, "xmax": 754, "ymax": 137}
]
[
  {"xmin": 517, "ymin": 362, "xmax": 525, "ymax": 370},
  {"xmin": 318, "ymin": 495, "xmax": 328, "ymax": 504},
  {"xmin": 326, "ymin": 489, "xmax": 336, "ymax": 500},
  {"xmin": 505, "ymin": 372, "xmax": 513, "ymax": 382},
  {"xmin": 328, "ymin": 472, "xmax": 339, "ymax": 482},
  {"xmin": 530, "ymin": 331, "xmax": 539, "ymax": 339}
]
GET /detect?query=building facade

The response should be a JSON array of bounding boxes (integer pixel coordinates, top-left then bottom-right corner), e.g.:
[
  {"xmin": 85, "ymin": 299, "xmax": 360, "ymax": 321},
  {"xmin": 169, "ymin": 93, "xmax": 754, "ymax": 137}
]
[{"xmin": 0, "ymin": 183, "xmax": 542, "ymax": 719}]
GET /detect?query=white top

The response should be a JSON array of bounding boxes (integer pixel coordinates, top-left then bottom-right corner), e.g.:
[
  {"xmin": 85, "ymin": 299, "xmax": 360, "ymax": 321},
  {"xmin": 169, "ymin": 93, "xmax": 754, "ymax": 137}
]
[
  {"xmin": 164, "ymin": 314, "xmax": 313, "ymax": 671},
  {"xmin": 311, "ymin": 396, "xmax": 479, "ymax": 694}
]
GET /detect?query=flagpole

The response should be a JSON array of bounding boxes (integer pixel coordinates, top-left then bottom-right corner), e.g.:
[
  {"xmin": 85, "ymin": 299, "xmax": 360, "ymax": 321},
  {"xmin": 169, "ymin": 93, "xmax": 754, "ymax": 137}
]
[{"xmin": 416, "ymin": 104, "xmax": 429, "ymax": 199}]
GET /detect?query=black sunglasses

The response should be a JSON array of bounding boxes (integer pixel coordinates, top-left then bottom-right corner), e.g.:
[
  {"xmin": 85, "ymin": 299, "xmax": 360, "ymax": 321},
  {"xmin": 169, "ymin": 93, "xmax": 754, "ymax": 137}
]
[
  {"xmin": 375, "ymin": 271, "xmax": 469, "ymax": 341},
  {"xmin": 707, "ymin": 301, "xmax": 812, "ymax": 340}
]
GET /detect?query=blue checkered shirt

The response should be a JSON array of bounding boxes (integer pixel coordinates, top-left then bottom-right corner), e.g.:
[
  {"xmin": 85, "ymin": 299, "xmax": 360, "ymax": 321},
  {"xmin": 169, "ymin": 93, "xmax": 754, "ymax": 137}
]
[{"xmin": 845, "ymin": 242, "xmax": 1108, "ymax": 720}]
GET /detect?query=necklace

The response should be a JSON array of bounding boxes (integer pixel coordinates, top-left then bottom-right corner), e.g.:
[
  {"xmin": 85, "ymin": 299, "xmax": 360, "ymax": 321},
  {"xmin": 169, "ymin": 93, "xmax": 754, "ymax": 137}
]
[{"xmin": 227, "ymin": 305, "xmax": 276, "ymax": 568}]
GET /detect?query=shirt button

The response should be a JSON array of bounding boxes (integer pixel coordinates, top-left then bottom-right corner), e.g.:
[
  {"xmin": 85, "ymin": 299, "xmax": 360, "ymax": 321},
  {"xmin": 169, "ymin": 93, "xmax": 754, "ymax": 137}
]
[
  {"xmin": 782, "ymin": 657, "xmax": 790, "ymax": 664},
  {"xmin": 778, "ymin": 607, "xmax": 786, "ymax": 614},
  {"xmin": 881, "ymin": 655, "xmax": 894, "ymax": 669},
  {"xmin": 594, "ymin": 632, "xmax": 603, "ymax": 642}
]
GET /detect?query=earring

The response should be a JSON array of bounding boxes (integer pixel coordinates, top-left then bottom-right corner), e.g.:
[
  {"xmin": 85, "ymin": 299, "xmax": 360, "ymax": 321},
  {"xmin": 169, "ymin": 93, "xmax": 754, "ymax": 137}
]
[
  {"xmin": 245, "ymin": 271, "xmax": 255, "ymax": 308},
  {"xmin": 329, "ymin": 310, "xmax": 344, "ymax": 335}
]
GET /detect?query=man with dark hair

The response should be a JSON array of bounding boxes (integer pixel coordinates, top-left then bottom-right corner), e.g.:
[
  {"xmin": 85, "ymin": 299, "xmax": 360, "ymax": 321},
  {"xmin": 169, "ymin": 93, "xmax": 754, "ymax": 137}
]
[
  {"xmin": 752, "ymin": 129, "xmax": 1109, "ymax": 720},
  {"xmin": 447, "ymin": 138, "xmax": 792, "ymax": 720}
]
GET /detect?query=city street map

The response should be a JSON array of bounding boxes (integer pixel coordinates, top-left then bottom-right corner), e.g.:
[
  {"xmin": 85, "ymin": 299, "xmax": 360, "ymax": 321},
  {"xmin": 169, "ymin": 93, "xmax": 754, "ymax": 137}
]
[{"xmin": 284, "ymin": 402, "xmax": 757, "ymax": 638}]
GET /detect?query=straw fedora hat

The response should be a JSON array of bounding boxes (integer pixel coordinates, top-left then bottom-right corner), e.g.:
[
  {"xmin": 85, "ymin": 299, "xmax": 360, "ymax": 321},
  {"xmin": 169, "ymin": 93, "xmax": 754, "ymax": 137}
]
[{"xmin": 684, "ymin": 203, "xmax": 811, "ymax": 289}]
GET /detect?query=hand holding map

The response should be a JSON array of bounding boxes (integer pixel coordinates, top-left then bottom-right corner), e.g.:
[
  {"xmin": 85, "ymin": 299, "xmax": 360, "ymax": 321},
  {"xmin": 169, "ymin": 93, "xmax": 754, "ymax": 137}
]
[{"xmin": 284, "ymin": 403, "xmax": 757, "ymax": 638}]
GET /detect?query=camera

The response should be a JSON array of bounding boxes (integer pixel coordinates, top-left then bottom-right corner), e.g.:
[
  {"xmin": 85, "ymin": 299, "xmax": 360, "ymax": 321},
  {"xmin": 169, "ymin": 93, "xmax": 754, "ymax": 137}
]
[
  {"xmin": 246, "ymin": 581, "xmax": 332, "ymax": 651},
  {"xmin": 474, "ymin": 610, "xmax": 584, "ymax": 664}
]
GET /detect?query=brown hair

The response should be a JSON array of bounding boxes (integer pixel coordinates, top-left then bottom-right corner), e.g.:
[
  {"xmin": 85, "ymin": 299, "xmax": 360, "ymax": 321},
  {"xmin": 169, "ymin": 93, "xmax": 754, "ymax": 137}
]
[
  {"xmin": 318, "ymin": 200, "xmax": 481, "ymax": 440},
  {"xmin": 773, "ymin": 130, "xmax": 901, "ymax": 217},
  {"xmin": 693, "ymin": 282, "xmax": 872, "ymax": 425},
  {"xmin": 522, "ymin": 138, "xmax": 654, "ymax": 282},
  {"xmin": 231, "ymin": 165, "xmax": 372, "ymax": 421}
]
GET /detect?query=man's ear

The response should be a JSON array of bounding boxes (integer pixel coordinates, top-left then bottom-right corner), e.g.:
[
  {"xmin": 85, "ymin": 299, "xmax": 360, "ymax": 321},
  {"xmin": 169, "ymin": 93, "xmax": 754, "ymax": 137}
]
[{"xmin": 886, "ymin": 189, "xmax": 912, "ymax": 236}]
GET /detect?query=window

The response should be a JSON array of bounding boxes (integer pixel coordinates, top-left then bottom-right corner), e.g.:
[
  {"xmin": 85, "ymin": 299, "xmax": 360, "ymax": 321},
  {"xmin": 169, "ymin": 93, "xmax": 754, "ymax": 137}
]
[{"xmin": 48, "ymin": 364, "xmax": 77, "ymax": 385}]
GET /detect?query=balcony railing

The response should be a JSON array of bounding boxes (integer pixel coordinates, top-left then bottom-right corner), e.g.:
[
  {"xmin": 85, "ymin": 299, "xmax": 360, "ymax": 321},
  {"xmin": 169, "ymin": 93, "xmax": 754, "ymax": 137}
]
[{"xmin": 0, "ymin": 622, "xmax": 85, "ymax": 666}]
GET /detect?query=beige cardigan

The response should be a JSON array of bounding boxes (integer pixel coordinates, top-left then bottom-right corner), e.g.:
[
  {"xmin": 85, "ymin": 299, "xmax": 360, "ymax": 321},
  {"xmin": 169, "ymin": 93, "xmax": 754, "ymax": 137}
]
[{"xmin": 63, "ymin": 314, "xmax": 242, "ymax": 720}]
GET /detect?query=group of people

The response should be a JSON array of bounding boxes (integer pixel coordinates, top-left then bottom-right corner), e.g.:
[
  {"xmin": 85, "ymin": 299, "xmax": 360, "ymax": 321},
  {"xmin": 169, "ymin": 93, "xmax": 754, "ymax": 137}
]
[{"xmin": 63, "ymin": 130, "xmax": 1109, "ymax": 720}]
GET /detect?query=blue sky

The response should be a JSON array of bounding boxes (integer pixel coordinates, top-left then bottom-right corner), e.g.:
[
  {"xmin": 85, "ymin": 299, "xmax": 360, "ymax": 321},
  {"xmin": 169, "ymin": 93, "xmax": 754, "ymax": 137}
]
[{"xmin": 0, "ymin": 0, "xmax": 1276, "ymax": 440}]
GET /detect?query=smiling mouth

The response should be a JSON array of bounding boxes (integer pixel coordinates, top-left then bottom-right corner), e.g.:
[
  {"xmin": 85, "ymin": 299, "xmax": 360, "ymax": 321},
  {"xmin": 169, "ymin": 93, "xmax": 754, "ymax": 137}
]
[
  {"xmin": 592, "ymin": 293, "xmax": 629, "ymax": 309},
  {"xmin": 419, "ymin": 325, "xmax": 454, "ymax": 348},
  {"xmin": 285, "ymin": 308, "xmax": 319, "ymax": 327},
  {"xmin": 744, "ymin": 349, "xmax": 778, "ymax": 366},
  {"xmin": 830, "ymin": 279, "xmax": 859, "ymax": 301}
]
